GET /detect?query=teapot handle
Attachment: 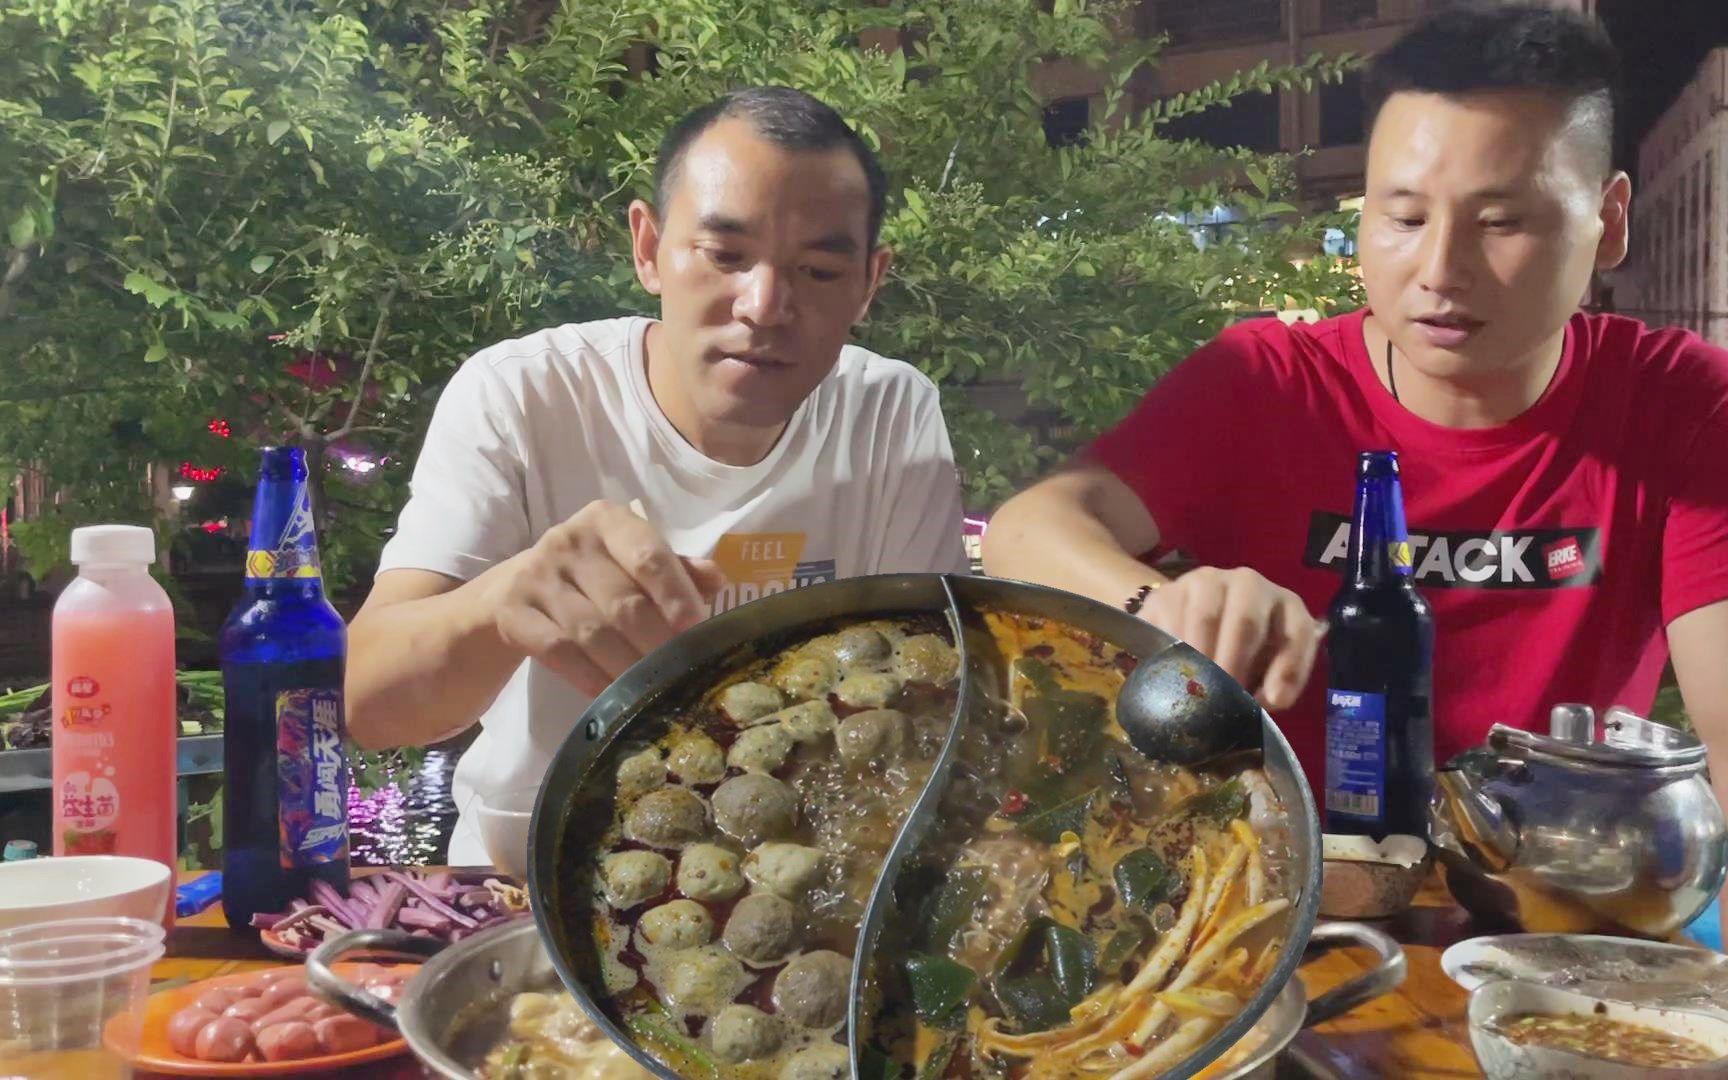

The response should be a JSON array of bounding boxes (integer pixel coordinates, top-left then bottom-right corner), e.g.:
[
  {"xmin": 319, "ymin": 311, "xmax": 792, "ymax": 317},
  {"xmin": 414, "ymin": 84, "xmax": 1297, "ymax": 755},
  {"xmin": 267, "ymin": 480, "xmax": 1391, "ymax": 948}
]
[{"xmin": 1300, "ymin": 922, "xmax": 1407, "ymax": 1027}]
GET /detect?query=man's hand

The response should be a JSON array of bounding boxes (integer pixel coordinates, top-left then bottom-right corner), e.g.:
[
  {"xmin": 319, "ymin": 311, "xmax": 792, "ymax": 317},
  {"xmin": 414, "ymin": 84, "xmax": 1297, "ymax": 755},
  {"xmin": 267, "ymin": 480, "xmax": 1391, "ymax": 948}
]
[
  {"xmin": 1139, "ymin": 566, "xmax": 1326, "ymax": 711},
  {"xmin": 490, "ymin": 500, "xmax": 726, "ymax": 696},
  {"xmin": 983, "ymin": 467, "xmax": 1326, "ymax": 712}
]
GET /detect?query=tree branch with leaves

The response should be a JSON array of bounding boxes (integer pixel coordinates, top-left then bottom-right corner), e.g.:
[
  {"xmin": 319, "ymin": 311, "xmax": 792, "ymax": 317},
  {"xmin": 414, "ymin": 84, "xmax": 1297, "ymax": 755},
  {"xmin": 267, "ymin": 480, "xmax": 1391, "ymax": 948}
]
[{"xmin": 0, "ymin": 0, "xmax": 1362, "ymax": 585}]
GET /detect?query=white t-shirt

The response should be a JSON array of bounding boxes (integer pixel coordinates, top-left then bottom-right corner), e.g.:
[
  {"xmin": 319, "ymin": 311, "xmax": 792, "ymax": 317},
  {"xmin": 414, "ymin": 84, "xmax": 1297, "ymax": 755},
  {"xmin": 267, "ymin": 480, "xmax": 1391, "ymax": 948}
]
[{"xmin": 376, "ymin": 317, "xmax": 970, "ymax": 864}]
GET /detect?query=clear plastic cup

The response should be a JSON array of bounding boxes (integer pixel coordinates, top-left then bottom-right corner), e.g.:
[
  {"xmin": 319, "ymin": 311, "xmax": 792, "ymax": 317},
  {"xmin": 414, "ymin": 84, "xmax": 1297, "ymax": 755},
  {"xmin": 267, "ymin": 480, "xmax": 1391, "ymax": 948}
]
[{"xmin": 0, "ymin": 916, "xmax": 165, "ymax": 1079}]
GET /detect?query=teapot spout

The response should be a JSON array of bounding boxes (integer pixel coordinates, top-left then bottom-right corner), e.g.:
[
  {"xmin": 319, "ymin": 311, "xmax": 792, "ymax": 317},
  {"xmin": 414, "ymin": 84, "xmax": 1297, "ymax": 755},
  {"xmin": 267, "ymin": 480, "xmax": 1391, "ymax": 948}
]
[{"xmin": 1431, "ymin": 767, "xmax": 1519, "ymax": 872}]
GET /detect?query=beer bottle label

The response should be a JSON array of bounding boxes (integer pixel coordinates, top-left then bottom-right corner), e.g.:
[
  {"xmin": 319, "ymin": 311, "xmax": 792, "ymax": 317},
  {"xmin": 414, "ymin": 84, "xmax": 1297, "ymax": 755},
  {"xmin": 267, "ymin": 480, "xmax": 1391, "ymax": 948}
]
[
  {"xmin": 246, "ymin": 481, "xmax": 322, "ymax": 580},
  {"xmin": 275, "ymin": 687, "xmax": 350, "ymax": 869},
  {"xmin": 1324, "ymin": 688, "xmax": 1386, "ymax": 822}
]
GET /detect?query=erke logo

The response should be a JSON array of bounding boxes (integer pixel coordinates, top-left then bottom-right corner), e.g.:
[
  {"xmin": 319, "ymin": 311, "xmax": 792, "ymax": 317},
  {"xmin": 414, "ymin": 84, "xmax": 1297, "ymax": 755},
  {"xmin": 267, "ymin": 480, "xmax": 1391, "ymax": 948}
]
[{"xmin": 1544, "ymin": 537, "xmax": 1586, "ymax": 581}]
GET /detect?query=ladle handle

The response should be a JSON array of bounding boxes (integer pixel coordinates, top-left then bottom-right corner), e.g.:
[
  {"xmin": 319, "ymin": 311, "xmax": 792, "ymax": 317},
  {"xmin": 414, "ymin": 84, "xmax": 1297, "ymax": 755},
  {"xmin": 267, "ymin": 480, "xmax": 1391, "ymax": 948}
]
[
  {"xmin": 1300, "ymin": 922, "xmax": 1407, "ymax": 1027},
  {"xmin": 306, "ymin": 928, "xmax": 448, "ymax": 1030}
]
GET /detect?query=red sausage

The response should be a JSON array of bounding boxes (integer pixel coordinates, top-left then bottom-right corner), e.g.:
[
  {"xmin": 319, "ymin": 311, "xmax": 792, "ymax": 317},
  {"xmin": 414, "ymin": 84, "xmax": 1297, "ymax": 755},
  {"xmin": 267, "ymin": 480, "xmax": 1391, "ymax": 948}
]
[
  {"xmin": 254, "ymin": 968, "xmax": 300, "ymax": 986},
  {"xmin": 302, "ymin": 1001, "xmax": 345, "ymax": 1022},
  {"xmin": 256, "ymin": 1020, "xmax": 321, "ymax": 1062},
  {"xmin": 258, "ymin": 975, "xmax": 309, "ymax": 1010},
  {"xmin": 193, "ymin": 1016, "xmax": 255, "ymax": 1063},
  {"xmin": 167, "ymin": 1006, "xmax": 217, "ymax": 1058},
  {"xmin": 254, "ymin": 996, "xmax": 317, "ymax": 1029},
  {"xmin": 223, "ymin": 997, "xmax": 272, "ymax": 1025},
  {"xmin": 313, "ymin": 1014, "xmax": 382, "ymax": 1054},
  {"xmin": 193, "ymin": 987, "xmax": 246, "ymax": 1015}
]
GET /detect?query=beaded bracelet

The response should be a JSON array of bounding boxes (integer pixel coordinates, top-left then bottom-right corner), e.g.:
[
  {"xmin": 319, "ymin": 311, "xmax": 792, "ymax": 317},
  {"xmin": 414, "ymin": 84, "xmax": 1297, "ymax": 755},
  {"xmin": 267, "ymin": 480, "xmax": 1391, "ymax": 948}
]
[{"xmin": 1123, "ymin": 581, "xmax": 1161, "ymax": 615}]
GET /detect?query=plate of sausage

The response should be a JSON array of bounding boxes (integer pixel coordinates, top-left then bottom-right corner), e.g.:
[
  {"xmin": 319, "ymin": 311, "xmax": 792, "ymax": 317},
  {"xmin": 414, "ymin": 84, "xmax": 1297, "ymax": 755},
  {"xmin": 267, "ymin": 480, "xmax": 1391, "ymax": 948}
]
[{"xmin": 105, "ymin": 962, "xmax": 415, "ymax": 1075}]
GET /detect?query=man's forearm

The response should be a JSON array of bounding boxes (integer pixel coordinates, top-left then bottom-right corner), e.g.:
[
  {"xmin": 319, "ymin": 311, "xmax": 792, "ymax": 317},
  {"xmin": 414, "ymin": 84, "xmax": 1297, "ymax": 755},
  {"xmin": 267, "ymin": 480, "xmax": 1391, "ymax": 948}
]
[
  {"xmin": 983, "ymin": 490, "xmax": 1167, "ymax": 607},
  {"xmin": 345, "ymin": 569, "xmax": 524, "ymax": 750}
]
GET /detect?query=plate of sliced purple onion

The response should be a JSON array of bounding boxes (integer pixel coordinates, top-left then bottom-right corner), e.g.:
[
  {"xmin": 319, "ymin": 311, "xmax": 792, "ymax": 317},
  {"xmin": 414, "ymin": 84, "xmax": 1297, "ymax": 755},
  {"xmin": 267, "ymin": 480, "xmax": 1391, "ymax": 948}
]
[{"xmin": 251, "ymin": 868, "xmax": 531, "ymax": 958}]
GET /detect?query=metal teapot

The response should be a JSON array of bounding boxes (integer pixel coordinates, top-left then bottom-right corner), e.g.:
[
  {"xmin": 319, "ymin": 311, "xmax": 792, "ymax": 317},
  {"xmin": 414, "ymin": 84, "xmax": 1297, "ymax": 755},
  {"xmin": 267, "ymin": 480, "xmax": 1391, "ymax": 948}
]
[{"xmin": 1430, "ymin": 704, "xmax": 1728, "ymax": 938}]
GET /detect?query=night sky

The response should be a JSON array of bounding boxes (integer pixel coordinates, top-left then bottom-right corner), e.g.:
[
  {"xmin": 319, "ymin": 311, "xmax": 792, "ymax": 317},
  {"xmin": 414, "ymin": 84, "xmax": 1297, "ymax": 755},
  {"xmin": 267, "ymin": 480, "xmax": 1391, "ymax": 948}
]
[{"xmin": 1598, "ymin": 0, "xmax": 1728, "ymax": 175}]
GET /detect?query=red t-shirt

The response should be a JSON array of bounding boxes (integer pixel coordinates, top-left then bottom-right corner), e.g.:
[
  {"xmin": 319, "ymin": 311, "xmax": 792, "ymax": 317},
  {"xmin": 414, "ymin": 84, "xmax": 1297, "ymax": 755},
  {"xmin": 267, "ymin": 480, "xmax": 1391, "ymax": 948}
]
[{"xmin": 1087, "ymin": 308, "xmax": 1728, "ymax": 801}]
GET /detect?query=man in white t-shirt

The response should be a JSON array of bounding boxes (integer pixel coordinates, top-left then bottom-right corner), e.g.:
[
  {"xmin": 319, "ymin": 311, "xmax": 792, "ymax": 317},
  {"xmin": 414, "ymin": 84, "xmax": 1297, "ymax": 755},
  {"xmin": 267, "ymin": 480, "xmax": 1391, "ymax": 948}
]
[{"xmin": 345, "ymin": 87, "xmax": 969, "ymax": 864}]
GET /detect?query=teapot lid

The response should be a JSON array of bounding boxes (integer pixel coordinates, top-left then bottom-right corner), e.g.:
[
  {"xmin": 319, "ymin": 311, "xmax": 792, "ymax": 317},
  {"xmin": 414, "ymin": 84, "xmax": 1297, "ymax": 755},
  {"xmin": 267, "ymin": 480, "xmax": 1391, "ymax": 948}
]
[{"xmin": 1487, "ymin": 704, "xmax": 1706, "ymax": 770}]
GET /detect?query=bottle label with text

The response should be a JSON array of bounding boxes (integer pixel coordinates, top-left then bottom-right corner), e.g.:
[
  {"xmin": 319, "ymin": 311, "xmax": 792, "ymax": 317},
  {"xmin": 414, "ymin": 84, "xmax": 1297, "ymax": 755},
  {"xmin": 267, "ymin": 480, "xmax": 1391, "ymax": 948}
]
[
  {"xmin": 246, "ymin": 480, "xmax": 322, "ymax": 580},
  {"xmin": 57, "ymin": 673, "xmax": 121, "ymax": 854},
  {"xmin": 275, "ymin": 688, "xmax": 349, "ymax": 868},
  {"xmin": 1325, "ymin": 688, "xmax": 1386, "ymax": 822}
]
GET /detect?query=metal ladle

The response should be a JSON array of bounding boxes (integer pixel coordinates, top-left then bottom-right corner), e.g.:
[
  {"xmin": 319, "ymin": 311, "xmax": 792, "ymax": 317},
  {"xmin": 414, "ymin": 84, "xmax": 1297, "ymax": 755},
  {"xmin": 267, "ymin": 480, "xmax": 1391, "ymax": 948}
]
[{"xmin": 1116, "ymin": 641, "xmax": 1264, "ymax": 766}]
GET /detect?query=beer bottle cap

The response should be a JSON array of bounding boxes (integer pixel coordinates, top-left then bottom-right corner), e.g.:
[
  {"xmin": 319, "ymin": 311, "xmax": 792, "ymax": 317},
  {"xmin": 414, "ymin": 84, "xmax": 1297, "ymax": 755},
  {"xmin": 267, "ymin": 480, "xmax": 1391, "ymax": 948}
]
[{"xmin": 69, "ymin": 524, "xmax": 156, "ymax": 566}]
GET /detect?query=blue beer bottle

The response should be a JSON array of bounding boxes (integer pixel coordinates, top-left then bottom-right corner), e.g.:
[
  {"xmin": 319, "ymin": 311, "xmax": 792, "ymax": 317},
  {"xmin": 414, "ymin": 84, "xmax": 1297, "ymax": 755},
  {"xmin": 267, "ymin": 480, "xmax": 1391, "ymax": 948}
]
[
  {"xmin": 219, "ymin": 446, "xmax": 351, "ymax": 929},
  {"xmin": 1324, "ymin": 450, "xmax": 1436, "ymax": 841}
]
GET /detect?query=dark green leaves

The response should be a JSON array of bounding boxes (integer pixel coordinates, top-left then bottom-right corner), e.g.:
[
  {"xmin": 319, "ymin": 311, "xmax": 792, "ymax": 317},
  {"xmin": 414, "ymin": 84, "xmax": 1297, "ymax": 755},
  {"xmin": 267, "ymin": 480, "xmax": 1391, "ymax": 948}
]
[
  {"xmin": 915, "ymin": 868, "xmax": 988, "ymax": 955},
  {"xmin": 1096, "ymin": 915, "xmax": 1150, "ymax": 977},
  {"xmin": 906, "ymin": 953, "xmax": 976, "ymax": 1030},
  {"xmin": 993, "ymin": 917, "xmax": 1098, "ymax": 1033},
  {"xmin": 1009, "ymin": 757, "xmax": 1104, "ymax": 845},
  {"xmin": 1014, "ymin": 782, "xmax": 1099, "ymax": 844},
  {"xmin": 1180, "ymin": 778, "xmax": 1249, "ymax": 826},
  {"xmin": 1013, "ymin": 656, "xmax": 1108, "ymax": 769},
  {"xmin": 1028, "ymin": 688, "xmax": 1106, "ymax": 766},
  {"xmin": 1114, "ymin": 848, "xmax": 1183, "ymax": 911},
  {"xmin": 1013, "ymin": 657, "xmax": 1062, "ymax": 694},
  {"xmin": 918, "ymin": 1034, "xmax": 961, "ymax": 1080},
  {"xmin": 857, "ymin": 1047, "xmax": 900, "ymax": 1080}
]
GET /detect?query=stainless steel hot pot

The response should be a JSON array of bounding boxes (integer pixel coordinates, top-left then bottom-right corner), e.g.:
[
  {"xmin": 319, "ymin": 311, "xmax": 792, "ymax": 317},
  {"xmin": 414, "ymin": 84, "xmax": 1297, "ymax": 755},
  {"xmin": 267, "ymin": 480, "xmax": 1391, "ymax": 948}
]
[{"xmin": 498, "ymin": 573, "xmax": 1377, "ymax": 1079}]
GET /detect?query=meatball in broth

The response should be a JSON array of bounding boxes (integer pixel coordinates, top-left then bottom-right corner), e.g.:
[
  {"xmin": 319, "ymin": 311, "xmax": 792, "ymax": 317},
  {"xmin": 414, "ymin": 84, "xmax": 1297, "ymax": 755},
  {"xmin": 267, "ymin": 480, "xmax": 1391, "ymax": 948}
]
[{"xmin": 577, "ymin": 615, "xmax": 961, "ymax": 1079}]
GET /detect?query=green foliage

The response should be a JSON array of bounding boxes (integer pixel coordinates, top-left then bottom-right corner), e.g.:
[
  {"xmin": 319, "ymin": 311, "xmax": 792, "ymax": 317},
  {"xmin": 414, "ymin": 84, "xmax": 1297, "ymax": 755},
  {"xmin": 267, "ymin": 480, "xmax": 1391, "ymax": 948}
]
[
  {"xmin": 179, "ymin": 785, "xmax": 222, "ymax": 871},
  {"xmin": 1, "ymin": 0, "xmax": 1363, "ymax": 580},
  {"xmin": 1651, "ymin": 681, "xmax": 1692, "ymax": 733}
]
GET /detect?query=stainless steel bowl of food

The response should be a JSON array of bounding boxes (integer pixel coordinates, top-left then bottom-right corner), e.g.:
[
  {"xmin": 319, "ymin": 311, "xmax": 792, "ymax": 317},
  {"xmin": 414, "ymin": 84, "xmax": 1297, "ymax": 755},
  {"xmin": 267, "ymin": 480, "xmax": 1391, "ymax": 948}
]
[
  {"xmin": 526, "ymin": 573, "xmax": 1335, "ymax": 1080},
  {"xmin": 307, "ymin": 919, "xmax": 653, "ymax": 1079}
]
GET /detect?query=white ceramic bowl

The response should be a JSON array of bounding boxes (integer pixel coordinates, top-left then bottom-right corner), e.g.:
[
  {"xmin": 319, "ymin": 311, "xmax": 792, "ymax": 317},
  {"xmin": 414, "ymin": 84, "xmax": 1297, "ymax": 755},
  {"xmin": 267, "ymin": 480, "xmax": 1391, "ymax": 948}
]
[
  {"xmin": 0, "ymin": 857, "xmax": 172, "ymax": 933},
  {"xmin": 1470, "ymin": 980, "xmax": 1728, "ymax": 1078},
  {"xmin": 474, "ymin": 788, "xmax": 536, "ymax": 880}
]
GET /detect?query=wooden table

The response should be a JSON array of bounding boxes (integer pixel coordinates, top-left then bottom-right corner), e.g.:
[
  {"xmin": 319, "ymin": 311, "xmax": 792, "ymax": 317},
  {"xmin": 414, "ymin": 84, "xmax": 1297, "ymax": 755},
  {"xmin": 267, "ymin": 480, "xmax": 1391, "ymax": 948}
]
[
  {"xmin": 1290, "ymin": 874, "xmax": 1479, "ymax": 1079},
  {"xmin": 148, "ymin": 869, "xmax": 1484, "ymax": 1079}
]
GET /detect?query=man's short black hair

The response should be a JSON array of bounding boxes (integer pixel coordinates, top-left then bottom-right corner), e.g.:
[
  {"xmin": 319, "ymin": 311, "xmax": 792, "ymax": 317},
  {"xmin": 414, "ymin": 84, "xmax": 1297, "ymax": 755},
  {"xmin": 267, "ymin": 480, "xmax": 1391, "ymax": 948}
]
[
  {"xmin": 1364, "ymin": 3, "xmax": 1621, "ymax": 176},
  {"xmin": 651, "ymin": 86, "xmax": 890, "ymax": 250}
]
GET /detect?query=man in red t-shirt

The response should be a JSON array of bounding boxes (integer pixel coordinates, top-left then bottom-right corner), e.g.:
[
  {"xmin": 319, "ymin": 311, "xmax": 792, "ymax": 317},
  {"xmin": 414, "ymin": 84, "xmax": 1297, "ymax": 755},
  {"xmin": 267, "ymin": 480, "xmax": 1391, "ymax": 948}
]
[{"xmin": 985, "ymin": 6, "xmax": 1728, "ymax": 933}]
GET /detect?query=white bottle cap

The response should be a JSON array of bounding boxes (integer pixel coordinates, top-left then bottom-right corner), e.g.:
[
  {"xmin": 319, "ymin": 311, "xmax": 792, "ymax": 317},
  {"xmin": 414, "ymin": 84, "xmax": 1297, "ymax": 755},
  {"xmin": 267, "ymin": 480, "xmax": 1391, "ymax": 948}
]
[{"xmin": 69, "ymin": 524, "xmax": 156, "ymax": 565}]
